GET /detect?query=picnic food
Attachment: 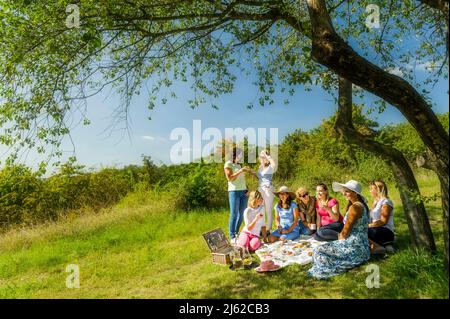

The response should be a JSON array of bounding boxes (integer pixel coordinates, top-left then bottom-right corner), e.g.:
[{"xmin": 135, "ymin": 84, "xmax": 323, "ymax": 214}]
[{"xmin": 294, "ymin": 241, "xmax": 311, "ymax": 249}]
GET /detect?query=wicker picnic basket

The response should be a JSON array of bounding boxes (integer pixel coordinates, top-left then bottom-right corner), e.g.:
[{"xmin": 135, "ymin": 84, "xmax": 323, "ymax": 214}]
[{"xmin": 202, "ymin": 228, "xmax": 234, "ymax": 265}]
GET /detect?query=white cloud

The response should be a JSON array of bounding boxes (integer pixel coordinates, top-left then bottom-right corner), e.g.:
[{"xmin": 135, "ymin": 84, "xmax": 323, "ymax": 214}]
[
  {"xmin": 386, "ymin": 67, "xmax": 403, "ymax": 77},
  {"xmin": 416, "ymin": 61, "xmax": 438, "ymax": 72},
  {"xmin": 141, "ymin": 135, "xmax": 155, "ymax": 140}
]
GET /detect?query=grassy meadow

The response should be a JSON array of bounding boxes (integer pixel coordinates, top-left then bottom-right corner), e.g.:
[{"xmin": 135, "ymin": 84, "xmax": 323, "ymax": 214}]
[{"xmin": 0, "ymin": 170, "xmax": 448, "ymax": 299}]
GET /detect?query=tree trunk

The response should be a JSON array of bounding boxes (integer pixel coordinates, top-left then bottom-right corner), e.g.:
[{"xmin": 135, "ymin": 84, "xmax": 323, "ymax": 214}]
[
  {"xmin": 417, "ymin": 151, "xmax": 449, "ymax": 271},
  {"xmin": 304, "ymin": 0, "xmax": 449, "ymax": 274},
  {"xmin": 336, "ymin": 77, "xmax": 436, "ymax": 252},
  {"xmin": 440, "ymin": 175, "xmax": 449, "ymax": 271}
]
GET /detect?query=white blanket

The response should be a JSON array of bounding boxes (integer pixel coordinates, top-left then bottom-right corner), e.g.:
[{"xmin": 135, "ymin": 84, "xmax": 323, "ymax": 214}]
[{"xmin": 255, "ymin": 235, "xmax": 327, "ymax": 268}]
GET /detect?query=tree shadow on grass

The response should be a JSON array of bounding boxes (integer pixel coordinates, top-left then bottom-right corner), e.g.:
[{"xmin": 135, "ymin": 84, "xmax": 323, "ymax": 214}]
[{"xmin": 196, "ymin": 262, "xmax": 337, "ymax": 299}]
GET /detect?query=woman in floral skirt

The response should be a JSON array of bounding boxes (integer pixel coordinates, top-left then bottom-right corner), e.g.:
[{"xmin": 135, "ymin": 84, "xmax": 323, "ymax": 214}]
[{"xmin": 308, "ymin": 180, "xmax": 370, "ymax": 279}]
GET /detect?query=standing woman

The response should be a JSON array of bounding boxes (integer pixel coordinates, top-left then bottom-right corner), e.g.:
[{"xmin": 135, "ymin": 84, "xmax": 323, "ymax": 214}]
[
  {"xmin": 308, "ymin": 180, "xmax": 370, "ymax": 279},
  {"xmin": 224, "ymin": 147, "xmax": 249, "ymax": 242},
  {"xmin": 368, "ymin": 180, "xmax": 395, "ymax": 254},
  {"xmin": 313, "ymin": 183, "xmax": 343, "ymax": 241},
  {"xmin": 248, "ymin": 149, "xmax": 277, "ymax": 235}
]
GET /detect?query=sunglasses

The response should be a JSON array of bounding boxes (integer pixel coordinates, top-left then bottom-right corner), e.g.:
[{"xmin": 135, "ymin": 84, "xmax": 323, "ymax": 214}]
[{"xmin": 298, "ymin": 193, "xmax": 309, "ymax": 198}]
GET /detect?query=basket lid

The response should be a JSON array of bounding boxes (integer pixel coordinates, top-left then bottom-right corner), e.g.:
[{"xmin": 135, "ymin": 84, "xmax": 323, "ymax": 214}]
[{"xmin": 202, "ymin": 228, "xmax": 230, "ymax": 252}]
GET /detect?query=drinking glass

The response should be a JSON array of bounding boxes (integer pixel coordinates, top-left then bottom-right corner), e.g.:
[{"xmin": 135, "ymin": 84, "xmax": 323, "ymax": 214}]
[
  {"xmin": 242, "ymin": 247, "xmax": 253, "ymax": 267},
  {"xmin": 231, "ymin": 247, "xmax": 243, "ymax": 269}
]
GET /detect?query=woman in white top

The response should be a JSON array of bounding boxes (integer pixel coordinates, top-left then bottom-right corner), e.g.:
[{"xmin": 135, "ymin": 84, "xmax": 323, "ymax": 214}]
[
  {"xmin": 247, "ymin": 149, "xmax": 277, "ymax": 235},
  {"xmin": 368, "ymin": 180, "xmax": 395, "ymax": 254},
  {"xmin": 236, "ymin": 190, "xmax": 267, "ymax": 252}
]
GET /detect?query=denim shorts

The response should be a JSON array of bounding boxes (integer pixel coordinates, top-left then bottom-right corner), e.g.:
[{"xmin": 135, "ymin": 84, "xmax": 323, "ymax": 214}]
[{"xmin": 271, "ymin": 227, "xmax": 300, "ymax": 241}]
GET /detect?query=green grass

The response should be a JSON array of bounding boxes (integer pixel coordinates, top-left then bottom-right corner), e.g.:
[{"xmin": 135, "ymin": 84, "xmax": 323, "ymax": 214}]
[{"xmin": 0, "ymin": 172, "xmax": 448, "ymax": 298}]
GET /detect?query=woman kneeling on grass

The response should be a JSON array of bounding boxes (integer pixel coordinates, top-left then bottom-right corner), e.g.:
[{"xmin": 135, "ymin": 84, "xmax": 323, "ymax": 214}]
[
  {"xmin": 236, "ymin": 190, "xmax": 267, "ymax": 252},
  {"xmin": 268, "ymin": 186, "xmax": 300, "ymax": 243},
  {"xmin": 308, "ymin": 180, "xmax": 370, "ymax": 279}
]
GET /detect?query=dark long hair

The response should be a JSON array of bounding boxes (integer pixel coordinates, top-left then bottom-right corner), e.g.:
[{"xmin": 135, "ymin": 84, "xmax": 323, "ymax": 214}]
[
  {"xmin": 278, "ymin": 196, "xmax": 292, "ymax": 209},
  {"xmin": 346, "ymin": 194, "xmax": 370, "ymax": 217}
]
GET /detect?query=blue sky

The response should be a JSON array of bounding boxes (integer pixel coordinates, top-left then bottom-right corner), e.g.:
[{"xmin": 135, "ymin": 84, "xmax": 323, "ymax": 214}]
[
  {"xmin": 42, "ymin": 65, "xmax": 447, "ymax": 171},
  {"xmin": 1, "ymin": 55, "xmax": 448, "ymax": 172}
]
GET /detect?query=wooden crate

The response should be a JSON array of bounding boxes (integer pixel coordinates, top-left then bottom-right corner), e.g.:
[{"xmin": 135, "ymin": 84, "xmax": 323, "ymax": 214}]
[{"xmin": 202, "ymin": 228, "xmax": 234, "ymax": 265}]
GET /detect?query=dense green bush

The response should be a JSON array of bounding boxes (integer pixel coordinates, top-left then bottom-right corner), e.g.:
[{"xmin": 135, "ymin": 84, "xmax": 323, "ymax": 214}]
[
  {"xmin": 169, "ymin": 163, "xmax": 228, "ymax": 210},
  {"xmin": 0, "ymin": 160, "xmax": 146, "ymax": 228},
  {"xmin": 377, "ymin": 113, "xmax": 449, "ymax": 162},
  {"xmin": 0, "ymin": 164, "xmax": 44, "ymax": 226}
]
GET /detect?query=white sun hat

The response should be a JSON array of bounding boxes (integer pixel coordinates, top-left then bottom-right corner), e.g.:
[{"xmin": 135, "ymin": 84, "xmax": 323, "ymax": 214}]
[{"xmin": 332, "ymin": 180, "xmax": 367, "ymax": 203}]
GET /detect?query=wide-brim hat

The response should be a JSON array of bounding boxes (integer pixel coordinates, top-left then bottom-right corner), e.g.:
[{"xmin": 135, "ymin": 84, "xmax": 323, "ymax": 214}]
[
  {"xmin": 332, "ymin": 180, "xmax": 367, "ymax": 203},
  {"xmin": 255, "ymin": 260, "xmax": 281, "ymax": 272},
  {"xmin": 273, "ymin": 185, "xmax": 296, "ymax": 199}
]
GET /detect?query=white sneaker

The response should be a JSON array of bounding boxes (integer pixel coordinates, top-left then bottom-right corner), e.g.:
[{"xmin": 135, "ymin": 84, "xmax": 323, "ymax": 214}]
[{"xmin": 230, "ymin": 238, "xmax": 237, "ymax": 245}]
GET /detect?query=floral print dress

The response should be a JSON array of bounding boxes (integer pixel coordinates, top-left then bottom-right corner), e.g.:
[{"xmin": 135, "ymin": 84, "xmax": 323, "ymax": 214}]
[{"xmin": 308, "ymin": 204, "xmax": 370, "ymax": 279}]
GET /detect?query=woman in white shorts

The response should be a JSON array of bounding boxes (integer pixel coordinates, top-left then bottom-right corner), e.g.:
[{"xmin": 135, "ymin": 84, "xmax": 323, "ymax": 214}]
[{"xmin": 248, "ymin": 149, "xmax": 277, "ymax": 236}]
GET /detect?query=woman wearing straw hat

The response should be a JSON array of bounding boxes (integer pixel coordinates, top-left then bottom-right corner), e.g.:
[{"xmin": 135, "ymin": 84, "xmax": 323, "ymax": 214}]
[
  {"xmin": 308, "ymin": 180, "xmax": 370, "ymax": 279},
  {"xmin": 267, "ymin": 186, "xmax": 300, "ymax": 243}
]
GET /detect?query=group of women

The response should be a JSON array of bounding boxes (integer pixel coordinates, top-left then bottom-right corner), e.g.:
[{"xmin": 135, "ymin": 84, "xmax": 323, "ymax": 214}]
[{"xmin": 224, "ymin": 147, "xmax": 395, "ymax": 279}]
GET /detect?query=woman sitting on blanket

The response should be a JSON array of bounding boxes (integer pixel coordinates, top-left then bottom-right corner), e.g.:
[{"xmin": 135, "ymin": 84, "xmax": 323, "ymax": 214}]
[
  {"xmin": 308, "ymin": 180, "xmax": 370, "ymax": 279},
  {"xmin": 236, "ymin": 190, "xmax": 267, "ymax": 252},
  {"xmin": 295, "ymin": 187, "xmax": 317, "ymax": 236},
  {"xmin": 268, "ymin": 186, "xmax": 300, "ymax": 243},
  {"xmin": 368, "ymin": 179, "xmax": 395, "ymax": 254},
  {"xmin": 313, "ymin": 183, "xmax": 343, "ymax": 242}
]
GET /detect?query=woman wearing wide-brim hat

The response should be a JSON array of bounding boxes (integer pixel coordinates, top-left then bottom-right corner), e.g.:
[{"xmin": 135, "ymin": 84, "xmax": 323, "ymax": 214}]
[
  {"xmin": 267, "ymin": 186, "xmax": 300, "ymax": 243},
  {"xmin": 273, "ymin": 185, "xmax": 296, "ymax": 199},
  {"xmin": 308, "ymin": 180, "xmax": 371, "ymax": 279}
]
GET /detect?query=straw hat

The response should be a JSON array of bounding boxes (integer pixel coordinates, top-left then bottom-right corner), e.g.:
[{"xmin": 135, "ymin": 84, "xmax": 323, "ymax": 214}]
[
  {"xmin": 332, "ymin": 180, "xmax": 367, "ymax": 203},
  {"xmin": 273, "ymin": 185, "xmax": 296, "ymax": 199}
]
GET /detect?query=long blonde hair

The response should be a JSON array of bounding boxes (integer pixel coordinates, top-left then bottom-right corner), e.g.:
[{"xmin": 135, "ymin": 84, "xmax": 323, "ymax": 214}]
[
  {"xmin": 248, "ymin": 190, "xmax": 263, "ymax": 208},
  {"xmin": 371, "ymin": 179, "xmax": 389, "ymax": 200}
]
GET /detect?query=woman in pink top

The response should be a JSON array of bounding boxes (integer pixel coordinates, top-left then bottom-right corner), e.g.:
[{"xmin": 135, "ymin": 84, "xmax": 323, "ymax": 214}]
[{"xmin": 313, "ymin": 183, "xmax": 343, "ymax": 242}]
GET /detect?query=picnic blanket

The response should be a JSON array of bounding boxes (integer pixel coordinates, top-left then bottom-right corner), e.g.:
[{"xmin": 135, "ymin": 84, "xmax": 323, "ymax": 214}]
[{"xmin": 255, "ymin": 235, "xmax": 327, "ymax": 268}]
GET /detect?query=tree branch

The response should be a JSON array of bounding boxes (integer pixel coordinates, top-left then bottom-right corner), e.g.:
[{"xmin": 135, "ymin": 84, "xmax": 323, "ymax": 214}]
[
  {"xmin": 304, "ymin": 0, "xmax": 449, "ymax": 174},
  {"xmin": 419, "ymin": 0, "xmax": 449, "ymax": 14}
]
